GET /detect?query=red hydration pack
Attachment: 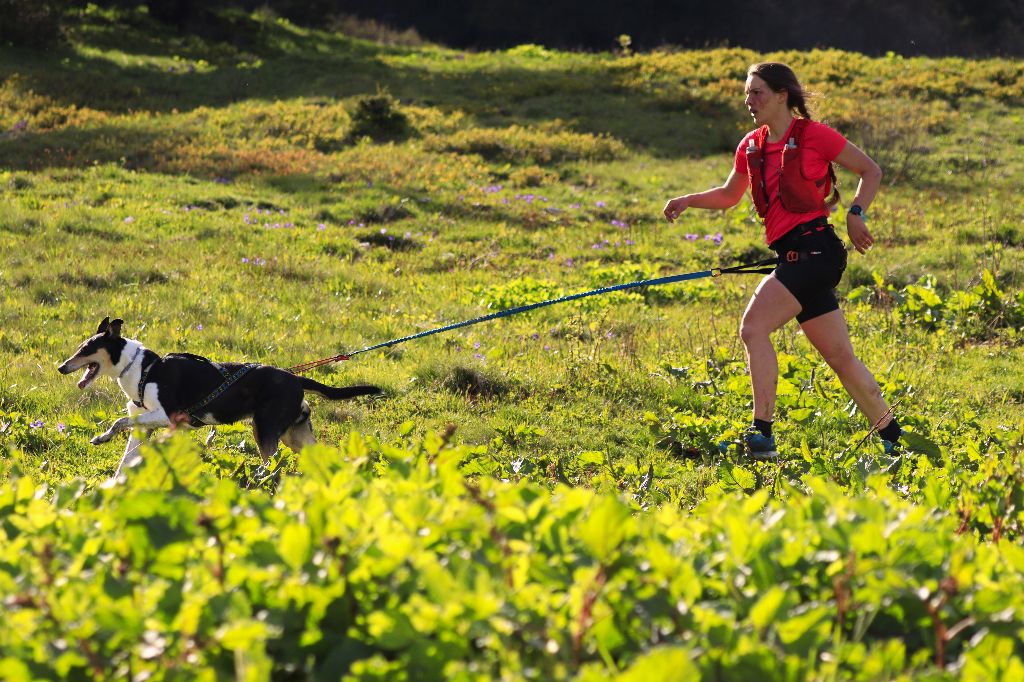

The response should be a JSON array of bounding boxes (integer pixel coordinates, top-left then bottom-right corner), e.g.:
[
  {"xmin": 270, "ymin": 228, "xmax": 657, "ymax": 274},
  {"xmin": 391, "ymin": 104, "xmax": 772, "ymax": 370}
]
[{"xmin": 745, "ymin": 118, "xmax": 837, "ymax": 219}]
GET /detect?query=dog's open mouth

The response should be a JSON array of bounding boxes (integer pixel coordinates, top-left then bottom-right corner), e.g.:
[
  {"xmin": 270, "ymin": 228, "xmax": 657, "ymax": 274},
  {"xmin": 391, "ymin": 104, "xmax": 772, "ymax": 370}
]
[{"xmin": 78, "ymin": 363, "xmax": 100, "ymax": 389}]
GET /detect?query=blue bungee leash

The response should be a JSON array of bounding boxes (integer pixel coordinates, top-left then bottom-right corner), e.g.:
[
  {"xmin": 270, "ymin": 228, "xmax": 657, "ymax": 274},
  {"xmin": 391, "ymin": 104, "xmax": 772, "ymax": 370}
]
[{"xmin": 287, "ymin": 255, "xmax": 779, "ymax": 374}]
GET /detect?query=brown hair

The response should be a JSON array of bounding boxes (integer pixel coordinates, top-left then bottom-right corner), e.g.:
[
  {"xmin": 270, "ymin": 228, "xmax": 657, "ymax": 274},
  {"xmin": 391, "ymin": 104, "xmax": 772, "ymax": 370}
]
[
  {"xmin": 747, "ymin": 62, "xmax": 813, "ymax": 119},
  {"xmin": 747, "ymin": 61, "xmax": 840, "ymax": 206}
]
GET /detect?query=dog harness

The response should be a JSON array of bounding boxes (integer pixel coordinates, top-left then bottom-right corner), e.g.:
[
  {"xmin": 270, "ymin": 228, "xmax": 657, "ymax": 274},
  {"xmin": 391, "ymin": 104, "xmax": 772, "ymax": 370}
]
[
  {"xmin": 182, "ymin": 362, "xmax": 259, "ymax": 425},
  {"xmin": 133, "ymin": 359, "xmax": 158, "ymax": 409}
]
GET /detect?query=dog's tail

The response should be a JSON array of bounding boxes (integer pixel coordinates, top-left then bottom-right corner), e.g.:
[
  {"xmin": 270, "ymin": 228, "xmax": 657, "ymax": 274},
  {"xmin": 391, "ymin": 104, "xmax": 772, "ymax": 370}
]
[{"xmin": 298, "ymin": 377, "xmax": 382, "ymax": 401}]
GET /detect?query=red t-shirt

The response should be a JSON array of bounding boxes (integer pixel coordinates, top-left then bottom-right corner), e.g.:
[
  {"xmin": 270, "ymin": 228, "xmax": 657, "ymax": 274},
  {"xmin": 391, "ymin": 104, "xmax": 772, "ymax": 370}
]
[{"xmin": 733, "ymin": 119, "xmax": 847, "ymax": 244}]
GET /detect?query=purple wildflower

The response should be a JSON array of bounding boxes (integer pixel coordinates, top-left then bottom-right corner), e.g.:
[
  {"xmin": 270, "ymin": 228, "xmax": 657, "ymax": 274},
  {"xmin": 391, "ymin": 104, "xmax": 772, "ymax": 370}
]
[
  {"xmin": 124, "ymin": 216, "xmax": 134, "ymax": 224},
  {"xmin": 685, "ymin": 234, "xmax": 698, "ymax": 241},
  {"xmin": 57, "ymin": 423, "xmax": 66, "ymax": 434},
  {"xmin": 30, "ymin": 419, "xmax": 44, "ymax": 429}
]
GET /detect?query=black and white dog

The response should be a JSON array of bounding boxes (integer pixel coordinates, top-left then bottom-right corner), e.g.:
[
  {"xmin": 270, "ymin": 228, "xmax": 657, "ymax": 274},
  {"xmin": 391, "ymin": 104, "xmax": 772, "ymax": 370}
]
[{"xmin": 58, "ymin": 317, "xmax": 381, "ymax": 478}]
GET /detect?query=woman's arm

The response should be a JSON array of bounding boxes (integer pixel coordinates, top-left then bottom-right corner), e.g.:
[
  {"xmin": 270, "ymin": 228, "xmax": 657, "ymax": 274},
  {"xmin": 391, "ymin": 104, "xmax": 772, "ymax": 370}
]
[
  {"xmin": 663, "ymin": 168, "xmax": 748, "ymax": 222},
  {"xmin": 834, "ymin": 141, "xmax": 883, "ymax": 210},
  {"xmin": 833, "ymin": 141, "xmax": 883, "ymax": 254}
]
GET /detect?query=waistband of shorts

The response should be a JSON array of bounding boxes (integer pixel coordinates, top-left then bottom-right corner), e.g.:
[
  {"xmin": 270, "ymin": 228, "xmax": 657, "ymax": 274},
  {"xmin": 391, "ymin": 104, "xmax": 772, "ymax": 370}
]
[{"xmin": 769, "ymin": 217, "xmax": 833, "ymax": 251}]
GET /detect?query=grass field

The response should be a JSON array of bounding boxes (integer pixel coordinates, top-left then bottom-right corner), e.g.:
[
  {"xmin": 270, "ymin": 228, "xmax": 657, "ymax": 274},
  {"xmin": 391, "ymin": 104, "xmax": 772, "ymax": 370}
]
[{"xmin": 2, "ymin": 6, "xmax": 1024, "ymax": 680}]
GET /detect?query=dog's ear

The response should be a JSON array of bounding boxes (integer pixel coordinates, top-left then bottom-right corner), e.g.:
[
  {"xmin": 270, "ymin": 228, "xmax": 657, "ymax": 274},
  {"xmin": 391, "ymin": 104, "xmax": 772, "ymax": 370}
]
[
  {"xmin": 108, "ymin": 319, "xmax": 124, "ymax": 338},
  {"xmin": 96, "ymin": 316, "xmax": 110, "ymax": 335}
]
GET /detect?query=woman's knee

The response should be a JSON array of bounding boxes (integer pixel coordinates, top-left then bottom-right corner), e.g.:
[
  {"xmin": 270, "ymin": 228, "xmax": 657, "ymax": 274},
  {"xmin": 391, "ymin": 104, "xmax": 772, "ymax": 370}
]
[
  {"xmin": 739, "ymin": 318, "xmax": 770, "ymax": 347},
  {"xmin": 821, "ymin": 346, "xmax": 859, "ymax": 374}
]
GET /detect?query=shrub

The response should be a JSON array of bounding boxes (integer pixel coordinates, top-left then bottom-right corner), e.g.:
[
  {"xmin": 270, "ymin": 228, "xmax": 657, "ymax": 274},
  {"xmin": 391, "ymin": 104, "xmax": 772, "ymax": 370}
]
[
  {"xmin": 822, "ymin": 97, "xmax": 954, "ymax": 185},
  {"xmin": 348, "ymin": 89, "xmax": 412, "ymax": 142}
]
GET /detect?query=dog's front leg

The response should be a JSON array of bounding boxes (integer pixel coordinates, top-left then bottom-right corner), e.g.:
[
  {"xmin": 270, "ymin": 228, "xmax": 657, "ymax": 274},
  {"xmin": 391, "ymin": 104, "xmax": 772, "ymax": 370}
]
[
  {"xmin": 109, "ymin": 401, "xmax": 149, "ymax": 478},
  {"xmin": 94, "ymin": 405, "xmax": 172, "ymax": 446},
  {"xmin": 115, "ymin": 432, "xmax": 146, "ymax": 478},
  {"xmin": 92, "ymin": 416, "xmax": 135, "ymax": 445}
]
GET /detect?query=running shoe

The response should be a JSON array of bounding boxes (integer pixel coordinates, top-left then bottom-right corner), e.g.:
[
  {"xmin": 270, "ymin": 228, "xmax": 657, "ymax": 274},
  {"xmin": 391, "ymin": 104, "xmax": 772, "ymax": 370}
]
[
  {"xmin": 880, "ymin": 426, "xmax": 903, "ymax": 455},
  {"xmin": 743, "ymin": 427, "xmax": 778, "ymax": 461}
]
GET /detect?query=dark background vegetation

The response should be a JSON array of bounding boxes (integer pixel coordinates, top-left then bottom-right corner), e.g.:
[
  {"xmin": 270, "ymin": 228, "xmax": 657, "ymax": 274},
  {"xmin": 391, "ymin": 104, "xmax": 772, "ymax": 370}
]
[{"xmin": 3, "ymin": 0, "xmax": 1023, "ymax": 56}]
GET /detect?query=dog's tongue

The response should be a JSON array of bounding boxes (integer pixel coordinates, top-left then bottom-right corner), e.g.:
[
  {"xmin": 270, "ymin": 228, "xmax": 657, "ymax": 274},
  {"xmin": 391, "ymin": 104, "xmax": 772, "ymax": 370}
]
[{"xmin": 78, "ymin": 364, "xmax": 96, "ymax": 389}]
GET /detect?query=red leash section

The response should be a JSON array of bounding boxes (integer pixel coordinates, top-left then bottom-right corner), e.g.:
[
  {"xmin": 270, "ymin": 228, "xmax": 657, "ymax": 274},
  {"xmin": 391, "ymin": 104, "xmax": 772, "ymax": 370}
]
[{"xmin": 287, "ymin": 353, "xmax": 349, "ymax": 374}]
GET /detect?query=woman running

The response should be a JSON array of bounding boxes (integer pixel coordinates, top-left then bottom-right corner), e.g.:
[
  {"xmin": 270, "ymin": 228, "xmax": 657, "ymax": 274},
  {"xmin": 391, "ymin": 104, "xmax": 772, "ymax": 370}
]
[{"xmin": 662, "ymin": 61, "xmax": 901, "ymax": 459}]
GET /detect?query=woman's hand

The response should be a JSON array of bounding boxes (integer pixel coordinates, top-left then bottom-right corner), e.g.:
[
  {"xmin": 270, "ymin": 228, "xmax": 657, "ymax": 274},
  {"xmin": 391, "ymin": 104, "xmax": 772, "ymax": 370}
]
[
  {"xmin": 847, "ymin": 213, "xmax": 874, "ymax": 254},
  {"xmin": 663, "ymin": 196, "xmax": 691, "ymax": 223}
]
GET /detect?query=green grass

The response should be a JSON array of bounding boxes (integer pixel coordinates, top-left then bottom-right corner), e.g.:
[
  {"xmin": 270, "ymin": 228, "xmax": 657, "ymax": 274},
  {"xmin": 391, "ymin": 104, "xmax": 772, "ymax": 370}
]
[{"xmin": 2, "ymin": 7, "xmax": 1024, "ymax": 679}]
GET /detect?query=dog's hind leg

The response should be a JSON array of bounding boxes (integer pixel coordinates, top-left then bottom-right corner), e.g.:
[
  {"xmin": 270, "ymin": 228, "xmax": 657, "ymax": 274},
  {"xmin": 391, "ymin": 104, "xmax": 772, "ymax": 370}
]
[
  {"xmin": 252, "ymin": 421, "xmax": 283, "ymax": 466},
  {"xmin": 281, "ymin": 401, "xmax": 317, "ymax": 454}
]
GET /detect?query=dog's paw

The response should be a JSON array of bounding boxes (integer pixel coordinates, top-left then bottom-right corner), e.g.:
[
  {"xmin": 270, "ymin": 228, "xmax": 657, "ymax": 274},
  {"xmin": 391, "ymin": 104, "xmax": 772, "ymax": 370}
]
[{"xmin": 90, "ymin": 434, "xmax": 108, "ymax": 445}]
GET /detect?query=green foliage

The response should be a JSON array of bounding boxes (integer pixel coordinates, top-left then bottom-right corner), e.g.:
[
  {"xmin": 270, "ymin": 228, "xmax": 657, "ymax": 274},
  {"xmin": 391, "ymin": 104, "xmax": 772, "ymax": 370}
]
[
  {"xmin": 850, "ymin": 269, "xmax": 1024, "ymax": 343},
  {"xmin": 2, "ymin": 435, "xmax": 1024, "ymax": 679}
]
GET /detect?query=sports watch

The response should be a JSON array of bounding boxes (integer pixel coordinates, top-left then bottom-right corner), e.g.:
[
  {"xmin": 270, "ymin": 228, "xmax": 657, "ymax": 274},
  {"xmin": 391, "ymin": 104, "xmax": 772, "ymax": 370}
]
[{"xmin": 848, "ymin": 204, "xmax": 867, "ymax": 221}]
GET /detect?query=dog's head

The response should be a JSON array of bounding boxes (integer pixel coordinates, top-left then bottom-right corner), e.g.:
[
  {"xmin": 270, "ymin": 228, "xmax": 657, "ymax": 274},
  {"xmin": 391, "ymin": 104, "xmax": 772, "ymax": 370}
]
[{"xmin": 58, "ymin": 316, "xmax": 127, "ymax": 389}]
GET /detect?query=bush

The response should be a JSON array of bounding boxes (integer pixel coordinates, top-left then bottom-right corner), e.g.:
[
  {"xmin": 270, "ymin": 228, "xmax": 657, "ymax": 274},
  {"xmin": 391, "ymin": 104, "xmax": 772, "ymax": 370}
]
[{"xmin": 348, "ymin": 89, "xmax": 412, "ymax": 142}]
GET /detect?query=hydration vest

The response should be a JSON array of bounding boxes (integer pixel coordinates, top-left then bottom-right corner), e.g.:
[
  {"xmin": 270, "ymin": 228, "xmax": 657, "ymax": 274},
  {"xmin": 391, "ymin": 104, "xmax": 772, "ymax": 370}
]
[{"xmin": 745, "ymin": 118, "xmax": 837, "ymax": 219}]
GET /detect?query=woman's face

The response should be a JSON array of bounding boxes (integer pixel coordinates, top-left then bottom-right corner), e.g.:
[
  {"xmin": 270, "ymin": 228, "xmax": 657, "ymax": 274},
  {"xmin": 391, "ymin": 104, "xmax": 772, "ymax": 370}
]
[{"xmin": 744, "ymin": 75, "xmax": 787, "ymax": 126}]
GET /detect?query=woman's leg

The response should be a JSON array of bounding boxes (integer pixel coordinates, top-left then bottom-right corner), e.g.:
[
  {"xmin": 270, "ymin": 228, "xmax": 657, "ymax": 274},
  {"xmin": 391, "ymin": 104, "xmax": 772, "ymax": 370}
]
[
  {"xmin": 740, "ymin": 275, "xmax": 802, "ymax": 422},
  {"xmin": 799, "ymin": 309, "xmax": 894, "ymax": 428}
]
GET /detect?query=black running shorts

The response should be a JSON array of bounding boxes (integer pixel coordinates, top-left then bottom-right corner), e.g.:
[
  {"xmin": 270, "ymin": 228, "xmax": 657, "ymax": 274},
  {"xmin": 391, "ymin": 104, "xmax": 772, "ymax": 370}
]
[{"xmin": 769, "ymin": 218, "xmax": 848, "ymax": 323}]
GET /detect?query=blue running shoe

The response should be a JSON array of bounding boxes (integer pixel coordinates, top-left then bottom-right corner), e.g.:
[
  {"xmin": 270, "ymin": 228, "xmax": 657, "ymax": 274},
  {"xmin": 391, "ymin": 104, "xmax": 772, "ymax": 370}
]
[
  {"xmin": 743, "ymin": 427, "xmax": 778, "ymax": 461},
  {"xmin": 881, "ymin": 427, "xmax": 903, "ymax": 455}
]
